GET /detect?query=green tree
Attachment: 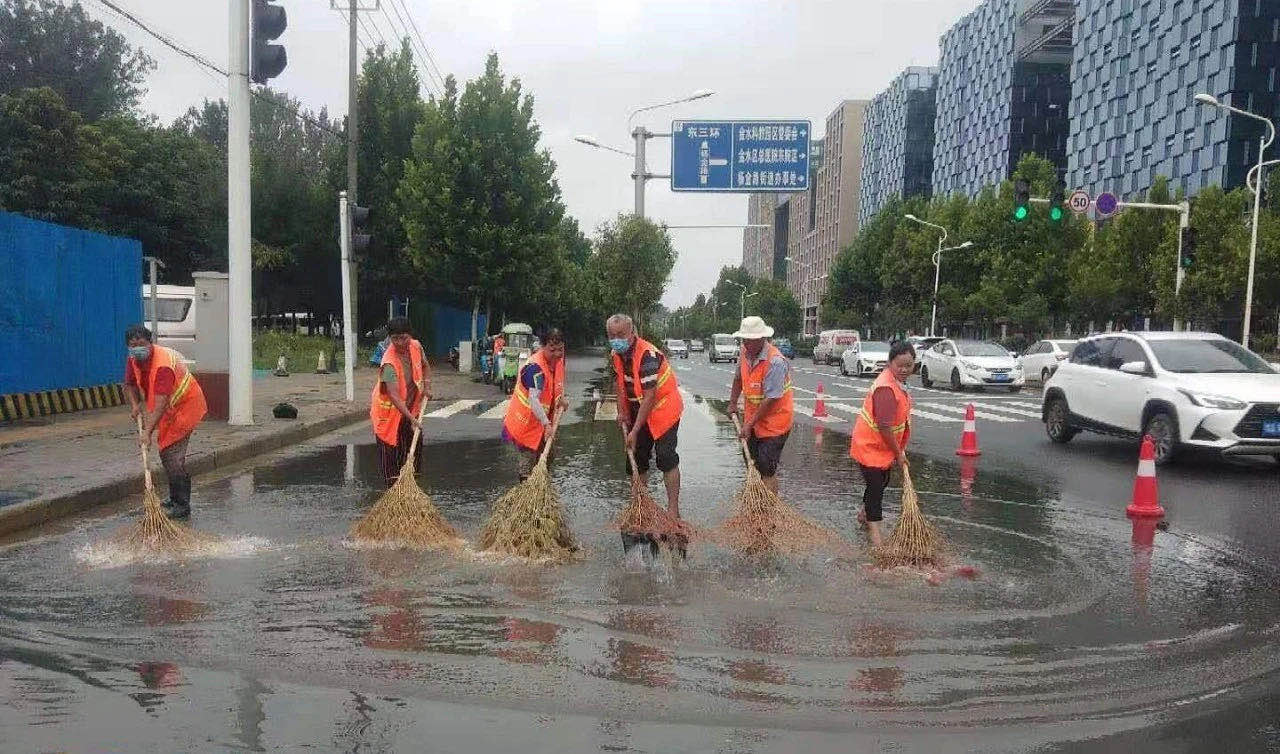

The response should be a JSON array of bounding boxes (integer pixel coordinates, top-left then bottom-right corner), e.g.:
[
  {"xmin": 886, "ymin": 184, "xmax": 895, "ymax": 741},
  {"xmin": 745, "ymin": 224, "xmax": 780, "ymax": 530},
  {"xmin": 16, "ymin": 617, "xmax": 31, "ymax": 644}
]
[
  {"xmin": 0, "ymin": 0, "xmax": 154, "ymax": 120},
  {"xmin": 591, "ymin": 214, "xmax": 676, "ymax": 331},
  {"xmin": 749, "ymin": 277, "xmax": 801, "ymax": 337},
  {"xmin": 399, "ymin": 53, "xmax": 564, "ymax": 341}
]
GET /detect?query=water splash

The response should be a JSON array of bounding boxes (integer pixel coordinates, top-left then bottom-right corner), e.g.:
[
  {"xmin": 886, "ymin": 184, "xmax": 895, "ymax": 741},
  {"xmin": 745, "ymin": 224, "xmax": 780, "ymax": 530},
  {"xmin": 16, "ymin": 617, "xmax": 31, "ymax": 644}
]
[{"xmin": 73, "ymin": 535, "xmax": 271, "ymax": 569}]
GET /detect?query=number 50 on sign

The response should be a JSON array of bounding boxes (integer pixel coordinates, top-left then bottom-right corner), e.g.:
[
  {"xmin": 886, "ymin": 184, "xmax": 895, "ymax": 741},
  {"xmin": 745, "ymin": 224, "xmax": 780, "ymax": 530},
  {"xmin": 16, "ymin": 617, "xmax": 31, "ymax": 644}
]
[{"xmin": 1069, "ymin": 190, "xmax": 1090, "ymax": 214}]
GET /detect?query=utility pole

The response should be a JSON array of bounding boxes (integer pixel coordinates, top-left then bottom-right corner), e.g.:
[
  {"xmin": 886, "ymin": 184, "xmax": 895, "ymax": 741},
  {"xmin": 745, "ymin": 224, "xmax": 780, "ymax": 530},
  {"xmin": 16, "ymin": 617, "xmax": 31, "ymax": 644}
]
[
  {"xmin": 339, "ymin": 191, "xmax": 356, "ymax": 402},
  {"xmin": 143, "ymin": 256, "xmax": 165, "ymax": 338},
  {"xmin": 228, "ymin": 0, "xmax": 253, "ymax": 425},
  {"xmin": 344, "ymin": 0, "xmax": 368, "ymax": 343}
]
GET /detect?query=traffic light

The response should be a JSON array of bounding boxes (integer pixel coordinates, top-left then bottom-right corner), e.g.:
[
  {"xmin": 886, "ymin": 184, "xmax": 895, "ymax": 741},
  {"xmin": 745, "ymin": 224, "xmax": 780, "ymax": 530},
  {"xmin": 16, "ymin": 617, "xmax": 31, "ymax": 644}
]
[
  {"xmin": 1013, "ymin": 178, "xmax": 1030, "ymax": 221},
  {"xmin": 1049, "ymin": 180, "xmax": 1065, "ymax": 222},
  {"xmin": 251, "ymin": 0, "xmax": 288, "ymax": 84},
  {"xmin": 350, "ymin": 204, "xmax": 371, "ymax": 256},
  {"xmin": 1180, "ymin": 226, "xmax": 1197, "ymax": 269}
]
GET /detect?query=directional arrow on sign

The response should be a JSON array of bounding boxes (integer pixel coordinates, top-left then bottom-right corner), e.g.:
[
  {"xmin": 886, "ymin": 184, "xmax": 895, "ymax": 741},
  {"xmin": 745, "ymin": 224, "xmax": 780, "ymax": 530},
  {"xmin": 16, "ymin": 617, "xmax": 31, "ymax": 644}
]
[{"xmin": 709, "ymin": 158, "xmax": 728, "ymax": 166}]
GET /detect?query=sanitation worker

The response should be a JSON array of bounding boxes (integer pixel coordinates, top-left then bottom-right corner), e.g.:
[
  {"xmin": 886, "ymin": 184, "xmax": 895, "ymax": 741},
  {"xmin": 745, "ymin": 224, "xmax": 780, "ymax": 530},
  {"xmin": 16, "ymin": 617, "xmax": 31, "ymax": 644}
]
[
  {"xmin": 607, "ymin": 313, "xmax": 685, "ymax": 522},
  {"xmin": 849, "ymin": 340, "xmax": 916, "ymax": 546},
  {"xmin": 370, "ymin": 316, "xmax": 431, "ymax": 487},
  {"xmin": 502, "ymin": 328, "xmax": 568, "ymax": 480},
  {"xmin": 727, "ymin": 316, "xmax": 795, "ymax": 494},
  {"xmin": 124, "ymin": 324, "xmax": 207, "ymax": 519}
]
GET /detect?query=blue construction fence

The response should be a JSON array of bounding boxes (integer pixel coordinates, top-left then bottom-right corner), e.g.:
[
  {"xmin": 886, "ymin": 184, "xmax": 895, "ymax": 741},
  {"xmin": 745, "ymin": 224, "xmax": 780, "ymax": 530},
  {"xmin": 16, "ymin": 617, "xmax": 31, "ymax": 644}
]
[
  {"xmin": 0, "ymin": 211, "xmax": 141, "ymax": 397},
  {"xmin": 399, "ymin": 297, "xmax": 487, "ymax": 357}
]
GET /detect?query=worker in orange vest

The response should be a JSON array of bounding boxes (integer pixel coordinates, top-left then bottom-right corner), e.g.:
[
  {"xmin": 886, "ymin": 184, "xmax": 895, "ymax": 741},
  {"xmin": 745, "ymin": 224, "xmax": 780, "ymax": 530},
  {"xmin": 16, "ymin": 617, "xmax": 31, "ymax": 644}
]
[
  {"xmin": 370, "ymin": 316, "xmax": 431, "ymax": 487},
  {"xmin": 124, "ymin": 324, "xmax": 207, "ymax": 519},
  {"xmin": 849, "ymin": 340, "xmax": 917, "ymax": 546},
  {"xmin": 607, "ymin": 313, "xmax": 685, "ymax": 522},
  {"xmin": 727, "ymin": 316, "xmax": 794, "ymax": 495},
  {"xmin": 491, "ymin": 333, "xmax": 506, "ymax": 382},
  {"xmin": 502, "ymin": 328, "xmax": 568, "ymax": 479}
]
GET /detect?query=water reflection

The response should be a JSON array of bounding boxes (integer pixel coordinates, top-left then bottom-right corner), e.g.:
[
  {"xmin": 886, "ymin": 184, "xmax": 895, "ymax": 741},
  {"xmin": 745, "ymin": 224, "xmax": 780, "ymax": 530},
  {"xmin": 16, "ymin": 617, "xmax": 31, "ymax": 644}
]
[{"xmin": 604, "ymin": 609, "xmax": 676, "ymax": 689}]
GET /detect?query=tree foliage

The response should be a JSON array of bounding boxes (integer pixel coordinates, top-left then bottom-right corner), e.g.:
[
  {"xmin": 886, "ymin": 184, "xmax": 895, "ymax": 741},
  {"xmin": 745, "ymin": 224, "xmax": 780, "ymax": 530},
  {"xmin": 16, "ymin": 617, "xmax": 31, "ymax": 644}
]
[{"xmin": 590, "ymin": 214, "xmax": 677, "ymax": 330}]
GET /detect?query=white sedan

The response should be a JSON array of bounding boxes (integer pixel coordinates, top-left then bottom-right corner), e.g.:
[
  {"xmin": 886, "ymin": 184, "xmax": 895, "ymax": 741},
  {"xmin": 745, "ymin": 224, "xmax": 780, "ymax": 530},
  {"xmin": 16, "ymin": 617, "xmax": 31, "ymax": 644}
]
[
  {"xmin": 1021, "ymin": 339, "xmax": 1077, "ymax": 384},
  {"xmin": 919, "ymin": 339, "xmax": 1025, "ymax": 392},
  {"xmin": 839, "ymin": 340, "xmax": 891, "ymax": 378}
]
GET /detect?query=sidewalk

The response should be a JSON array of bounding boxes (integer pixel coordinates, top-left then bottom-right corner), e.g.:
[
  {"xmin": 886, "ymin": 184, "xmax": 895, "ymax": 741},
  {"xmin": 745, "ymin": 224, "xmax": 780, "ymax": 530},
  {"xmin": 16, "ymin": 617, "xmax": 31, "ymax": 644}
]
[{"xmin": 0, "ymin": 366, "xmax": 502, "ymax": 536}]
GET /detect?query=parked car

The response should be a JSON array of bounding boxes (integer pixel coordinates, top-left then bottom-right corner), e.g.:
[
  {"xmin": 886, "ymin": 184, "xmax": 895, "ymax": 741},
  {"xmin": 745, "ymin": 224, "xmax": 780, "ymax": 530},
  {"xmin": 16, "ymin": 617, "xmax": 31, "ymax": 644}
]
[
  {"xmin": 688, "ymin": 339, "xmax": 706, "ymax": 353},
  {"xmin": 709, "ymin": 333, "xmax": 738, "ymax": 363},
  {"xmin": 773, "ymin": 337, "xmax": 796, "ymax": 359},
  {"xmin": 919, "ymin": 339, "xmax": 1025, "ymax": 391},
  {"xmin": 664, "ymin": 338, "xmax": 689, "ymax": 359},
  {"xmin": 1042, "ymin": 331, "xmax": 1280, "ymax": 465},
  {"xmin": 840, "ymin": 340, "xmax": 891, "ymax": 377},
  {"xmin": 140, "ymin": 284, "xmax": 196, "ymax": 347},
  {"xmin": 906, "ymin": 335, "xmax": 943, "ymax": 372},
  {"xmin": 1022, "ymin": 339, "xmax": 1078, "ymax": 383},
  {"xmin": 812, "ymin": 329, "xmax": 860, "ymax": 365}
]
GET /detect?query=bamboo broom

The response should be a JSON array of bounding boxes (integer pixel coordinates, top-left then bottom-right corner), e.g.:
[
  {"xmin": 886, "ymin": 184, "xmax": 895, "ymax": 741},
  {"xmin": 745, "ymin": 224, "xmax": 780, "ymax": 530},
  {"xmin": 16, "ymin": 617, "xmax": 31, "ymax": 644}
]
[
  {"xmin": 617, "ymin": 428, "xmax": 688, "ymax": 558},
  {"xmin": 113, "ymin": 416, "xmax": 213, "ymax": 552},
  {"xmin": 715, "ymin": 414, "xmax": 845, "ymax": 554},
  {"xmin": 350, "ymin": 394, "xmax": 461, "ymax": 549},
  {"xmin": 476, "ymin": 409, "xmax": 577, "ymax": 562},
  {"xmin": 870, "ymin": 462, "xmax": 946, "ymax": 568}
]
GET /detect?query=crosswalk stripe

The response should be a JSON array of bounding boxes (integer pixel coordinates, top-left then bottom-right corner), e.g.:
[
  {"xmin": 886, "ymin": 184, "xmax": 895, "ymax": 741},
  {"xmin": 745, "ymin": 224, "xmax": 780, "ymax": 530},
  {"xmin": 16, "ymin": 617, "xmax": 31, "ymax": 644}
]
[
  {"xmin": 826, "ymin": 402, "xmax": 861, "ymax": 415},
  {"xmin": 911, "ymin": 408, "xmax": 963, "ymax": 423},
  {"xmin": 426, "ymin": 399, "xmax": 481, "ymax": 418},
  {"xmin": 679, "ymin": 388, "xmax": 719, "ymax": 422},
  {"xmin": 968, "ymin": 401, "xmax": 1042, "ymax": 419},
  {"xmin": 478, "ymin": 400, "xmax": 509, "ymax": 419},
  {"xmin": 794, "ymin": 404, "xmax": 842, "ymax": 424},
  {"xmin": 1006, "ymin": 400, "xmax": 1044, "ymax": 410},
  {"xmin": 917, "ymin": 402, "xmax": 1020, "ymax": 423}
]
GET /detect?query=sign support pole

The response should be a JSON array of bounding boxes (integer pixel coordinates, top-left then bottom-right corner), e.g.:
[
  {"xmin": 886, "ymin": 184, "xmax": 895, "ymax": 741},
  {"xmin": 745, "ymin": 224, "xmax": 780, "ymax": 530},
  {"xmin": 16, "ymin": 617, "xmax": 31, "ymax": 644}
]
[
  {"xmin": 227, "ymin": 0, "xmax": 253, "ymax": 425},
  {"xmin": 632, "ymin": 126, "xmax": 647, "ymax": 218}
]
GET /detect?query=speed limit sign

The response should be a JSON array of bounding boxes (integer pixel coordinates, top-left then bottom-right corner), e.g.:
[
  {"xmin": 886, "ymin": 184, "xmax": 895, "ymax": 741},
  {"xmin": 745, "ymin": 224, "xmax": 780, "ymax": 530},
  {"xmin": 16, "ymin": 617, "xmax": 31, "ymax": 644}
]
[{"xmin": 1068, "ymin": 190, "xmax": 1091, "ymax": 214}]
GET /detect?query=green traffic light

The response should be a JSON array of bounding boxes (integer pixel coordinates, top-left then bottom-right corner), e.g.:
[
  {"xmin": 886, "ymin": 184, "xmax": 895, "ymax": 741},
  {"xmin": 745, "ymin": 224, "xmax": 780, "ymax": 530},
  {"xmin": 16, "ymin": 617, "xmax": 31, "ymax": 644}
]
[
  {"xmin": 1014, "ymin": 205, "xmax": 1029, "ymax": 221},
  {"xmin": 1050, "ymin": 206, "xmax": 1063, "ymax": 221}
]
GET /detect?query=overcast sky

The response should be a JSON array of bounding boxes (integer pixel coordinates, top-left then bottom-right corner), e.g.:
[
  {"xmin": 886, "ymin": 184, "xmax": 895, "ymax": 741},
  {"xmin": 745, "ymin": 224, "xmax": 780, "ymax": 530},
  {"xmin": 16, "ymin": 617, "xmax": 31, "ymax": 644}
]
[{"xmin": 87, "ymin": 0, "xmax": 982, "ymax": 307}]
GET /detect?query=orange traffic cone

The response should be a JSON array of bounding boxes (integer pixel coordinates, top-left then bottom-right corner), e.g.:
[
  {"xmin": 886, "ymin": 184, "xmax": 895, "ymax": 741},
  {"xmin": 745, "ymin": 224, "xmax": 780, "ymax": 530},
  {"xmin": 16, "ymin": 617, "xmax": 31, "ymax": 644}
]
[
  {"xmin": 955, "ymin": 403, "xmax": 981, "ymax": 457},
  {"xmin": 814, "ymin": 424, "xmax": 824, "ymax": 447},
  {"xmin": 1126, "ymin": 435, "xmax": 1165, "ymax": 517},
  {"xmin": 959, "ymin": 455, "xmax": 977, "ymax": 510},
  {"xmin": 814, "ymin": 381, "xmax": 828, "ymax": 418}
]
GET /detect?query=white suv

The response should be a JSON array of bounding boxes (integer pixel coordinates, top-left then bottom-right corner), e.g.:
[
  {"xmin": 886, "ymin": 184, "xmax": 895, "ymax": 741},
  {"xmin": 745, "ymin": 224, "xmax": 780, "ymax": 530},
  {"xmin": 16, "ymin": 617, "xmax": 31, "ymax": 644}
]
[{"xmin": 1042, "ymin": 331, "xmax": 1280, "ymax": 465}]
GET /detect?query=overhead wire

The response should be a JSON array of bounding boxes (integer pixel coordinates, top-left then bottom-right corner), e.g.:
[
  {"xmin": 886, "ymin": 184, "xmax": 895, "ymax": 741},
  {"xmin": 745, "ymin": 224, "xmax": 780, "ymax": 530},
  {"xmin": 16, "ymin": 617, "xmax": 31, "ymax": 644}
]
[
  {"xmin": 386, "ymin": 0, "xmax": 447, "ymax": 91},
  {"xmin": 380, "ymin": 0, "xmax": 444, "ymax": 94}
]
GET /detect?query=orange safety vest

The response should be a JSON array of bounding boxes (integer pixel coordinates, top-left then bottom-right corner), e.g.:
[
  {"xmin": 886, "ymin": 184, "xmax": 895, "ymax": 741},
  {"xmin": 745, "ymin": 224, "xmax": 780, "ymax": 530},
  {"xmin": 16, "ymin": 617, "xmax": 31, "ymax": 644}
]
[
  {"xmin": 849, "ymin": 369, "xmax": 913, "ymax": 468},
  {"xmin": 127, "ymin": 345, "xmax": 206, "ymax": 450},
  {"xmin": 739, "ymin": 342, "xmax": 794, "ymax": 437},
  {"xmin": 612, "ymin": 336, "xmax": 683, "ymax": 439},
  {"xmin": 370, "ymin": 339, "xmax": 427, "ymax": 446},
  {"xmin": 502, "ymin": 349, "xmax": 564, "ymax": 451}
]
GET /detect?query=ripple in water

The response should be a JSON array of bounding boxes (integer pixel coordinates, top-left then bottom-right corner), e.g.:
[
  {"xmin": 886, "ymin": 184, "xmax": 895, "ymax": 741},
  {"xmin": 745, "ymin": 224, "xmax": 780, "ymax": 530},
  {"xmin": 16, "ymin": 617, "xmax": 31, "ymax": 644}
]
[{"xmin": 73, "ymin": 535, "xmax": 272, "ymax": 569}]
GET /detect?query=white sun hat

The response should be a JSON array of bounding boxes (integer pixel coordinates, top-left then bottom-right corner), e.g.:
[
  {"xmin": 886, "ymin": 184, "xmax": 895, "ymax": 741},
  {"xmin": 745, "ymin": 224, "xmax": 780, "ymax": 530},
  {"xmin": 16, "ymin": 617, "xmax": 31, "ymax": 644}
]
[{"xmin": 732, "ymin": 316, "xmax": 774, "ymax": 339}]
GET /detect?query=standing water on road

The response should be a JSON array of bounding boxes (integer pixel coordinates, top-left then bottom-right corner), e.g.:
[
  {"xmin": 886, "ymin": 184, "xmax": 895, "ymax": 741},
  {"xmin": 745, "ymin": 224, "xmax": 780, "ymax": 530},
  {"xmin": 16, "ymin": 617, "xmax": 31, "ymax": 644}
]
[{"xmin": 2, "ymin": 390, "xmax": 1279, "ymax": 751}]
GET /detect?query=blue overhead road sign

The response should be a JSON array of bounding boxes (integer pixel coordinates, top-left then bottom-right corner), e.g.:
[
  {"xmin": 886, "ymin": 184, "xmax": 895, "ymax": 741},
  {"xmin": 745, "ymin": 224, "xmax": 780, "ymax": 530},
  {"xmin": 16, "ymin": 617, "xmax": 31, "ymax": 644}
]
[{"xmin": 670, "ymin": 120, "xmax": 811, "ymax": 192}]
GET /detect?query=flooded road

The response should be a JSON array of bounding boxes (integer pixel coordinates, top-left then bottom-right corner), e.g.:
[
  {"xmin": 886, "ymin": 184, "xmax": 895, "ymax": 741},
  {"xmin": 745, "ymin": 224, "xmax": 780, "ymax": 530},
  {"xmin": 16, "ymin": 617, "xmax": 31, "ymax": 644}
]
[{"xmin": 3, "ymin": 359, "xmax": 1280, "ymax": 752}]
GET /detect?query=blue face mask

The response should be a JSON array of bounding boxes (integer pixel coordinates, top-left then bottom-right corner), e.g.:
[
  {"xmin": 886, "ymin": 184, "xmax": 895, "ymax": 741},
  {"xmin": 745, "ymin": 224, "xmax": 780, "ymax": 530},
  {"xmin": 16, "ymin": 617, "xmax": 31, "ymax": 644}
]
[
  {"xmin": 128, "ymin": 345, "xmax": 151, "ymax": 361},
  {"xmin": 608, "ymin": 338, "xmax": 630, "ymax": 354}
]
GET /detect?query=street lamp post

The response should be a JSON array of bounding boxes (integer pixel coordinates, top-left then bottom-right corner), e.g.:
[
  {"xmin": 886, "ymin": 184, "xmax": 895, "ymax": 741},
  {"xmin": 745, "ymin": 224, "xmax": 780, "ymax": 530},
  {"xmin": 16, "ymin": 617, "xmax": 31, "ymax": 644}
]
[
  {"xmin": 903, "ymin": 214, "xmax": 972, "ymax": 338},
  {"xmin": 574, "ymin": 89, "xmax": 714, "ymax": 218},
  {"xmin": 1196, "ymin": 93, "xmax": 1275, "ymax": 348},
  {"xmin": 784, "ymin": 256, "xmax": 820, "ymax": 336}
]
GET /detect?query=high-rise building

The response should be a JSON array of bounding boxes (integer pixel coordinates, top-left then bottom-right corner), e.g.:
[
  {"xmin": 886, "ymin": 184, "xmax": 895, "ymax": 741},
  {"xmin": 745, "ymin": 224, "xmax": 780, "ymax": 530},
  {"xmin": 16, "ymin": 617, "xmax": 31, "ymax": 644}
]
[
  {"xmin": 933, "ymin": 0, "xmax": 1072, "ymax": 197},
  {"xmin": 741, "ymin": 193, "xmax": 783, "ymax": 280},
  {"xmin": 1068, "ymin": 0, "xmax": 1280, "ymax": 199},
  {"xmin": 859, "ymin": 66, "xmax": 940, "ymax": 227}
]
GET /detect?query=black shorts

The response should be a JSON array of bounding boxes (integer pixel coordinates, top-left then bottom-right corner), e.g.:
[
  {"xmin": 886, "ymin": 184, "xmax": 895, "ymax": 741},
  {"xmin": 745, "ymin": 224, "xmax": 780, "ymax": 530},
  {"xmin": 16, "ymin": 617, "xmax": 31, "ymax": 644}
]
[
  {"xmin": 628, "ymin": 420, "xmax": 680, "ymax": 474},
  {"xmin": 747, "ymin": 432, "xmax": 789, "ymax": 477}
]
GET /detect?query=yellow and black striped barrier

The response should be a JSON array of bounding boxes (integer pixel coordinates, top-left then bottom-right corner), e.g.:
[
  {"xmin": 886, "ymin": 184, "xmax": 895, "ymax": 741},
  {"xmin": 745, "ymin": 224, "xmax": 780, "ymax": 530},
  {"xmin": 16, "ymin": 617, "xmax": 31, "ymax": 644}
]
[{"xmin": 0, "ymin": 383, "xmax": 126, "ymax": 422}]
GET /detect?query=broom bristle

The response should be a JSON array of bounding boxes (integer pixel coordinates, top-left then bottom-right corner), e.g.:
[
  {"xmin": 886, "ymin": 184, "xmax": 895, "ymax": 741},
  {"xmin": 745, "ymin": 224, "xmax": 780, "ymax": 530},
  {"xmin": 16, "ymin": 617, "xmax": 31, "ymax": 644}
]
[
  {"xmin": 714, "ymin": 466, "xmax": 847, "ymax": 555},
  {"xmin": 477, "ymin": 459, "xmax": 577, "ymax": 562},
  {"xmin": 112, "ymin": 485, "xmax": 215, "ymax": 553},
  {"xmin": 350, "ymin": 466, "xmax": 462, "ymax": 549},
  {"xmin": 871, "ymin": 467, "xmax": 945, "ymax": 568},
  {"xmin": 617, "ymin": 477, "xmax": 688, "ymax": 546}
]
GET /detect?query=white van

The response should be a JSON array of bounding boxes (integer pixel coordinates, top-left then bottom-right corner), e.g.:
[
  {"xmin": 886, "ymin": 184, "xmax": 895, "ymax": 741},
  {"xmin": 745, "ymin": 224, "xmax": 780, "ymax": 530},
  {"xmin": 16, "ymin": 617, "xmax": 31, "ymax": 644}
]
[
  {"xmin": 812, "ymin": 329, "xmax": 860, "ymax": 365},
  {"xmin": 141, "ymin": 284, "xmax": 196, "ymax": 346},
  {"xmin": 709, "ymin": 333, "xmax": 739, "ymax": 363}
]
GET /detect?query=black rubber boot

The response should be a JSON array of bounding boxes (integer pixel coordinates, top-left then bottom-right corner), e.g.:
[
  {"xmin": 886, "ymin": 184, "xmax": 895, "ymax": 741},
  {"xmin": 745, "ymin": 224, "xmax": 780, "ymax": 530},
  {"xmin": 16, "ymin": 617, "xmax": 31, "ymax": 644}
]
[{"xmin": 167, "ymin": 477, "xmax": 191, "ymax": 520}]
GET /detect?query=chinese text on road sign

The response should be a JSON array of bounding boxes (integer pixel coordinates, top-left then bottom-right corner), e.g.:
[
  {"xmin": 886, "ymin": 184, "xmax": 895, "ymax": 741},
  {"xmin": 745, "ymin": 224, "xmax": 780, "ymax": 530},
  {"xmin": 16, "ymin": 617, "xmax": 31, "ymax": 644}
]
[{"xmin": 671, "ymin": 120, "xmax": 812, "ymax": 192}]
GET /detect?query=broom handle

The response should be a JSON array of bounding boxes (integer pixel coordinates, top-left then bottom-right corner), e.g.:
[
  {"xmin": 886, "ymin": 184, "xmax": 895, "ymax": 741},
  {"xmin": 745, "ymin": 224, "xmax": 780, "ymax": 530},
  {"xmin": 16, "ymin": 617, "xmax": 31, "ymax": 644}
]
[
  {"xmin": 402, "ymin": 393, "xmax": 430, "ymax": 467},
  {"xmin": 622, "ymin": 426, "xmax": 642, "ymax": 484},
  {"xmin": 136, "ymin": 415, "xmax": 154, "ymax": 491},
  {"xmin": 537, "ymin": 408, "xmax": 561, "ymax": 464},
  {"xmin": 729, "ymin": 413, "xmax": 753, "ymax": 467}
]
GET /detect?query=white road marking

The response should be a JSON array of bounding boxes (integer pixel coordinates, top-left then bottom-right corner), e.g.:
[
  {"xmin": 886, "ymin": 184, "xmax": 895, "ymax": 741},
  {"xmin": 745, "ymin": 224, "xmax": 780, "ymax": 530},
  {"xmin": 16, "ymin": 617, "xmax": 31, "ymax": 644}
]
[
  {"xmin": 478, "ymin": 400, "xmax": 510, "ymax": 419},
  {"xmin": 968, "ymin": 401, "xmax": 1043, "ymax": 419},
  {"xmin": 1007, "ymin": 400, "xmax": 1045, "ymax": 410},
  {"xmin": 679, "ymin": 387, "xmax": 719, "ymax": 423},
  {"xmin": 910, "ymin": 408, "xmax": 964, "ymax": 423},
  {"xmin": 826, "ymin": 402, "xmax": 862, "ymax": 416},
  {"xmin": 426, "ymin": 399, "xmax": 480, "ymax": 418},
  {"xmin": 794, "ymin": 404, "xmax": 843, "ymax": 424},
  {"xmin": 594, "ymin": 401, "xmax": 618, "ymax": 421},
  {"xmin": 917, "ymin": 402, "xmax": 1020, "ymax": 423}
]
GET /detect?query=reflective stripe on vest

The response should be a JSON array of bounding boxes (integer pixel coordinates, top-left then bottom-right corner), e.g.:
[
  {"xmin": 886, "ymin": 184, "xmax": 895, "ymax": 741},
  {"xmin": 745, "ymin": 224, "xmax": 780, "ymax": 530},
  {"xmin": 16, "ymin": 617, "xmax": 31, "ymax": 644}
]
[
  {"xmin": 612, "ymin": 336, "xmax": 683, "ymax": 438},
  {"xmin": 849, "ymin": 370, "xmax": 912, "ymax": 467}
]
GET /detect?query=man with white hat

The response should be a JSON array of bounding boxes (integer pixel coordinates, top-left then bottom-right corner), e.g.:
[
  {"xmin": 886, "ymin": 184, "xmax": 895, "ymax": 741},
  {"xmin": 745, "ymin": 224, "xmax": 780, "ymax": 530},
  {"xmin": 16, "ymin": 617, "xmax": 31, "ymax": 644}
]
[{"xmin": 728, "ymin": 316, "xmax": 795, "ymax": 494}]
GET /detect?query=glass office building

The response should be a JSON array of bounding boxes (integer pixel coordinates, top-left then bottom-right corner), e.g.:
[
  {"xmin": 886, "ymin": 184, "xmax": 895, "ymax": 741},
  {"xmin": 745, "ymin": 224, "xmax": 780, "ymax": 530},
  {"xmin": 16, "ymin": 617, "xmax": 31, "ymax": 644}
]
[
  {"xmin": 859, "ymin": 66, "xmax": 939, "ymax": 227},
  {"xmin": 933, "ymin": 0, "xmax": 1073, "ymax": 197},
  {"xmin": 1068, "ymin": 0, "xmax": 1280, "ymax": 199}
]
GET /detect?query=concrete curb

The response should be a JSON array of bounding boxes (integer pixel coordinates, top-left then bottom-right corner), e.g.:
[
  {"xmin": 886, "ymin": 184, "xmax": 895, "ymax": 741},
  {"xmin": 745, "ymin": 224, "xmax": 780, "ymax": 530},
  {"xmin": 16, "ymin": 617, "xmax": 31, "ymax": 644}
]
[{"xmin": 0, "ymin": 407, "xmax": 367, "ymax": 538}]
